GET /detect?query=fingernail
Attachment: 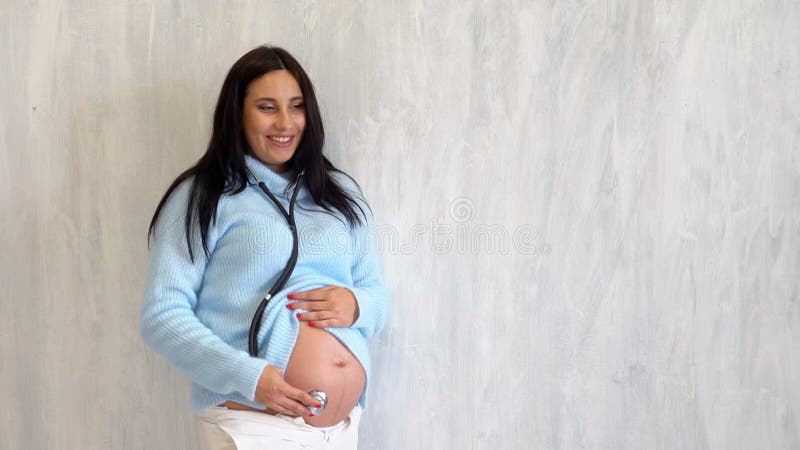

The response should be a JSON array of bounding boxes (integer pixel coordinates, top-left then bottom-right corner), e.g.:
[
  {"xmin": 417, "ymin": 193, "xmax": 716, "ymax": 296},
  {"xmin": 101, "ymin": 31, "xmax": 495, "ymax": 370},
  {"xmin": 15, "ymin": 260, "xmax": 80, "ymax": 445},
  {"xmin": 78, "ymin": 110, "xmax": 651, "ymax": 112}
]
[
  {"xmin": 296, "ymin": 313, "xmax": 302, "ymax": 320},
  {"xmin": 315, "ymin": 403, "xmax": 321, "ymax": 408},
  {"xmin": 308, "ymin": 413, "xmax": 314, "ymax": 417},
  {"xmin": 288, "ymin": 294, "xmax": 295, "ymax": 299},
  {"xmin": 286, "ymin": 304, "xmax": 293, "ymax": 310},
  {"xmin": 309, "ymin": 322, "xmax": 315, "ymax": 327}
]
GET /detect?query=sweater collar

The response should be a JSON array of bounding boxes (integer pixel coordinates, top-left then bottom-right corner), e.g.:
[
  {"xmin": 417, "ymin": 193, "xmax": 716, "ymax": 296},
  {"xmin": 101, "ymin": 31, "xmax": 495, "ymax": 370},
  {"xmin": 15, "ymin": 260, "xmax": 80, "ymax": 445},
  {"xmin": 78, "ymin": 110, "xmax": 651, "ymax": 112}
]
[{"xmin": 244, "ymin": 153, "xmax": 304, "ymax": 196}]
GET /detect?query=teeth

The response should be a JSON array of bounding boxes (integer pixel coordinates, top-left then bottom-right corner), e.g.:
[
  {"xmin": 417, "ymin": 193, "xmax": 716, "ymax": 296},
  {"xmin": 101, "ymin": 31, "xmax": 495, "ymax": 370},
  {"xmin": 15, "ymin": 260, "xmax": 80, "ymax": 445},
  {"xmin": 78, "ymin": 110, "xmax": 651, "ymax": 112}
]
[{"xmin": 270, "ymin": 136, "xmax": 291, "ymax": 143}]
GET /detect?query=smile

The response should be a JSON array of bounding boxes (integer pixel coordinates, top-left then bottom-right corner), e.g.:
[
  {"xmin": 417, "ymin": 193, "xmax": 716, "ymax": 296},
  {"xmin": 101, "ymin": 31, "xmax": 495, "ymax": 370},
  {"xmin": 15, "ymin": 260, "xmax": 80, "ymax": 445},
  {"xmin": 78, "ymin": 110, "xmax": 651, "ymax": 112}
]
[{"xmin": 268, "ymin": 135, "xmax": 295, "ymax": 147}]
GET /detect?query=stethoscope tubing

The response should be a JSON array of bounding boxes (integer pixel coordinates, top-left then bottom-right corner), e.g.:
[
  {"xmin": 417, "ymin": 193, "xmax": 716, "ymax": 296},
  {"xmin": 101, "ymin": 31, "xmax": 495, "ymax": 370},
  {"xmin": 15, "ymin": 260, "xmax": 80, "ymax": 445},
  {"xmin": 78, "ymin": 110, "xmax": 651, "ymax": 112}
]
[
  {"xmin": 246, "ymin": 169, "xmax": 303, "ymax": 357},
  {"xmin": 243, "ymin": 167, "xmax": 330, "ymax": 414}
]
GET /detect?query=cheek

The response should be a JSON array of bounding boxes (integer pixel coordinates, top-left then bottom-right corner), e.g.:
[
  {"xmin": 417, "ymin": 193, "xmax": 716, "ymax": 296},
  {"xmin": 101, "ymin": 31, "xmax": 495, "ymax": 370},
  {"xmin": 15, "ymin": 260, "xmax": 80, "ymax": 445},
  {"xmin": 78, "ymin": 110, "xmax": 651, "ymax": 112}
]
[
  {"xmin": 243, "ymin": 109, "xmax": 268, "ymax": 131},
  {"xmin": 242, "ymin": 115, "xmax": 263, "ymax": 148},
  {"xmin": 242, "ymin": 111, "xmax": 255, "ymax": 134}
]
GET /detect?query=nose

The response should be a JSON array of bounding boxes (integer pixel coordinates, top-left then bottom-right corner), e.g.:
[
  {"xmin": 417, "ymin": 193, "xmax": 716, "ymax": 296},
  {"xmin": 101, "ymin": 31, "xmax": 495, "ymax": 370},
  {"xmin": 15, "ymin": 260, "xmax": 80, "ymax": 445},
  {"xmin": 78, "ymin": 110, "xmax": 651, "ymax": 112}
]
[{"xmin": 275, "ymin": 110, "xmax": 292, "ymax": 130}]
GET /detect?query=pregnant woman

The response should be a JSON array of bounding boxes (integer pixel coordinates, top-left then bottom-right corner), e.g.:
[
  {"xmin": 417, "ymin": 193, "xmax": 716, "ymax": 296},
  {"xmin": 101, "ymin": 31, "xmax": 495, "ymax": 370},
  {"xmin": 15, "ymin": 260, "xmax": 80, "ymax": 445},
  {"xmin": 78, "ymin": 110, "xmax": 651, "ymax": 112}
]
[{"xmin": 140, "ymin": 45, "xmax": 391, "ymax": 449}]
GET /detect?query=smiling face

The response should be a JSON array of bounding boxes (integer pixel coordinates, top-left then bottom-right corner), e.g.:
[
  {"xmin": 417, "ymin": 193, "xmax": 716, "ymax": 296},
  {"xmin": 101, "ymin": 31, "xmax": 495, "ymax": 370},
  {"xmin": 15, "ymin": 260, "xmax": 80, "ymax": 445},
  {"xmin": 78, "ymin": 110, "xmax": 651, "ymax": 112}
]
[{"xmin": 242, "ymin": 70, "xmax": 306, "ymax": 173}]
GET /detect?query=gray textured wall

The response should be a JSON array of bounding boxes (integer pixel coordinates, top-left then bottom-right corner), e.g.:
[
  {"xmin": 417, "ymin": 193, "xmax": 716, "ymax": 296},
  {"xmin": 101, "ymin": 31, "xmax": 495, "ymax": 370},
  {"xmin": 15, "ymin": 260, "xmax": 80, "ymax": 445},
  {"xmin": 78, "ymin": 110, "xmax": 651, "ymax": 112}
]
[{"xmin": 1, "ymin": 1, "xmax": 798, "ymax": 449}]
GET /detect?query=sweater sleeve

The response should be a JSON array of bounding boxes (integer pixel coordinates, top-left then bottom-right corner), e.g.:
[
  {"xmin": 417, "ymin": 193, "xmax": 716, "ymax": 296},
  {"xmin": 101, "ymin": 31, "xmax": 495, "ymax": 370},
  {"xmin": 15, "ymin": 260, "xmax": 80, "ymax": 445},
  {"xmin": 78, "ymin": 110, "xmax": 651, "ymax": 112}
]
[
  {"xmin": 139, "ymin": 179, "xmax": 268, "ymax": 402},
  {"xmin": 343, "ymin": 182, "xmax": 392, "ymax": 338}
]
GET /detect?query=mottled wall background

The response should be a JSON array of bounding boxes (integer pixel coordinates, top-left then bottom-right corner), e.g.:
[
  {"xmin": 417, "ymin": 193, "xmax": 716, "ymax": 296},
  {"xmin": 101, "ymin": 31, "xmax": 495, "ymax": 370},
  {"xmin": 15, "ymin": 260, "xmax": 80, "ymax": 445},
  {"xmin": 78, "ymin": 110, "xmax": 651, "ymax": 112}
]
[{"xmin": 1, "ymin": 1, "xmax": 798, "ymax": 449}]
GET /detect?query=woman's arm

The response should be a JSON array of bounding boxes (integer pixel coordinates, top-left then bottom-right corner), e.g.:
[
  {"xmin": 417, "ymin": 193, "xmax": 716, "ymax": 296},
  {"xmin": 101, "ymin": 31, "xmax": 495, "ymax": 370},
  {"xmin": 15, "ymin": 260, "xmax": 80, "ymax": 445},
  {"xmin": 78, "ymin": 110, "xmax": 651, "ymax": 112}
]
[
  {"xmin": 139, "ymin": 179, "xmax": 268, "ymax": 401},
  {"xmin": 347, "ymin": 199, "xmax": 392, "ymax": 339}
]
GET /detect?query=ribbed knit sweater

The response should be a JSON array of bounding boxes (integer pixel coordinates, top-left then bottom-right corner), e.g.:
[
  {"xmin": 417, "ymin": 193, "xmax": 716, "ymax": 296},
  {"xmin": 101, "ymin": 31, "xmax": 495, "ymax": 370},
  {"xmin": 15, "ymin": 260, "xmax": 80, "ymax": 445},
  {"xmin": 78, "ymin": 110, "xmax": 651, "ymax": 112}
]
[{"xmin": 140, "ymin": 154, "xmax": 391, "ymax": 413}]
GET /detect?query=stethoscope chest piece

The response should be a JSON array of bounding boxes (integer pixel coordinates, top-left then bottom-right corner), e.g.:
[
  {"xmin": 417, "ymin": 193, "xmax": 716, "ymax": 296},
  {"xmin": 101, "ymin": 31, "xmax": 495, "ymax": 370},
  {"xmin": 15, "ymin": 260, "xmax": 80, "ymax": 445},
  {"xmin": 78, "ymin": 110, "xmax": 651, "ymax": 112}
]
[{"xmin": 307, "ymin": 390, "xmax": 328, "ymax": 415}]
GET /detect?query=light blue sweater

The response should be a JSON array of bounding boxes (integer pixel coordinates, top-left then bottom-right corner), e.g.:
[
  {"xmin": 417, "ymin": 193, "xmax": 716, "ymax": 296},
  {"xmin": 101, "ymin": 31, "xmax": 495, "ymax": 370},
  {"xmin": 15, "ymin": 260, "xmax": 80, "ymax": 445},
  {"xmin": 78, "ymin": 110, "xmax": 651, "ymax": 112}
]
[{"xmin": 140, "ymin": 154, "xmax": 391, "ymax": 413}]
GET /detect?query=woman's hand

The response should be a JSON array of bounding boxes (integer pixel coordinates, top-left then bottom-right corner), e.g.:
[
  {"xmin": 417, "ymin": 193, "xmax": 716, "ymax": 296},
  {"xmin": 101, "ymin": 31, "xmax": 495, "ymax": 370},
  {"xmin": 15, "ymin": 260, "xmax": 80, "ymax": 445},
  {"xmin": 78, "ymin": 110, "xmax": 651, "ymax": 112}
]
[
  {"xmin": 286, "ymin": 286, "xmax": 360, "ymax": 328},
  {"xmin": 255, "ymin": 365, "xmax": 320, "ymax": 417}
]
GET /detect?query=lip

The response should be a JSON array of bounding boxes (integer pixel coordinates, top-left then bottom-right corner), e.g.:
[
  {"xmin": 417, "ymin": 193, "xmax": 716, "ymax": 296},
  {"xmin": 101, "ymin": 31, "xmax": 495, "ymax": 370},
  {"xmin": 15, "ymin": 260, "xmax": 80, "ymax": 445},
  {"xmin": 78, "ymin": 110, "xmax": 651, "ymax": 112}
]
[{"xmin": 267, "ymin": 135, "xmax": 295, "ymax": 148}]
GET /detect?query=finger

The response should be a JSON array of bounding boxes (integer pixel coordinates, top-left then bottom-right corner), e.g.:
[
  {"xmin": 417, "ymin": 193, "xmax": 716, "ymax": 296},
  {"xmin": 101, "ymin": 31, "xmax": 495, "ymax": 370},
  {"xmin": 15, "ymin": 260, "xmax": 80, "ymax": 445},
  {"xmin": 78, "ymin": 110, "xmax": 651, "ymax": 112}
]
[
  {"xmin": 268, "ymin": 402, "xmax": 295, "ymax": 416},
  {"xmin": 275, "ymin": 398, "xmax": 309, "ymax": 417},
  {"xmin": 279, "ymin": 380, "xmax": 320, "ymax": 409},
  {"xmin": 275, "ymin": 385, "xmax": 312, "ymax": 416},
  {"xmin": 276, "ymin": 395, "xmax": 313, "ymax": 417},
  {"xmin": 263, "ymin": 395, "xmax": 296, "ymax": 416},
  {"xmin": 287, "ymin": 288, "xmax": 328, "ymax": 301},
  {"xmin": 295, "ymin": 310, "xmax": 337, "ymax": 323},
  {"xmin": 288, "ymin": 387, "xmax": 321, "ymax": 411},
  {"xmin": 306, "ymin": 318, "xmax": 342, "ymax": 329},
  {"xmin": 286, "ymin": 301, "xmax": 328, "ymax": 312}
]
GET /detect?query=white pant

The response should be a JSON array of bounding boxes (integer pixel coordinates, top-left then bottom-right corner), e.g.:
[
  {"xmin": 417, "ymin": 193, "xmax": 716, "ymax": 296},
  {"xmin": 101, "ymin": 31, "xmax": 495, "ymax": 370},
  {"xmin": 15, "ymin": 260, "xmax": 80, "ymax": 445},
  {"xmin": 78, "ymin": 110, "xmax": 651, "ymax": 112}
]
[{"xmin": 194, "ymin": 404, "xmax": 361, "ymax": 450}]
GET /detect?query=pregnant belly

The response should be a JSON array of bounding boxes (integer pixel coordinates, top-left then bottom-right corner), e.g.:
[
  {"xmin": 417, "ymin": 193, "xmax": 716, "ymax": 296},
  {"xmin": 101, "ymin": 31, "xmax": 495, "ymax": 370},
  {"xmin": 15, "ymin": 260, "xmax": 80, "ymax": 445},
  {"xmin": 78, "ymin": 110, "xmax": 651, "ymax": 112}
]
[
  {"xmin": 220, "ymin": 321, "xmax": 365, "ymax": 428},
  {"xmin": 283, "ymin": 321, "xmax": 366, "ymax": 426}
]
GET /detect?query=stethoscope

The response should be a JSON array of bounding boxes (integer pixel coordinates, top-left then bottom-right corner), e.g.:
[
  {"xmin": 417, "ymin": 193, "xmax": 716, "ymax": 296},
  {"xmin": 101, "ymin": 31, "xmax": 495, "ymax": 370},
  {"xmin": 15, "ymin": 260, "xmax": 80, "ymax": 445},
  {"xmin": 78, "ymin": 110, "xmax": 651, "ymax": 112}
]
[{"xmin": 245, "ymin": 165, "xmax": 328, "ymax": 416}]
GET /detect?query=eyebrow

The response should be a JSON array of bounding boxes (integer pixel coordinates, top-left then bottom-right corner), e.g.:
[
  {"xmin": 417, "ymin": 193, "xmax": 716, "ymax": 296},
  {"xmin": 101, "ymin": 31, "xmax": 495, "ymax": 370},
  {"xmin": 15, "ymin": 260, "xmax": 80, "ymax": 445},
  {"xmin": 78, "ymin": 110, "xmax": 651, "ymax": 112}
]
[{"xmin": 254, "ymin": 96, "xmax": 304, "ymax": 102}]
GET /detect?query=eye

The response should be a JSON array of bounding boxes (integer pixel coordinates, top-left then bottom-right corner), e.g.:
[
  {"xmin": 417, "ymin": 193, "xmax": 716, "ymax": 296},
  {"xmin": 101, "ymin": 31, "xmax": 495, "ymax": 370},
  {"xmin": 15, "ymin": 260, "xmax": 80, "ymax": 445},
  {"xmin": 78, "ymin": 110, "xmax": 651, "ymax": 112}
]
[
  {"xmin": 291, "ymin": 103, "xmax": 305, "ymax": 110},
  {"xmin": 258, "ymin": 105, "xmax": 275, "ymax": 112}
]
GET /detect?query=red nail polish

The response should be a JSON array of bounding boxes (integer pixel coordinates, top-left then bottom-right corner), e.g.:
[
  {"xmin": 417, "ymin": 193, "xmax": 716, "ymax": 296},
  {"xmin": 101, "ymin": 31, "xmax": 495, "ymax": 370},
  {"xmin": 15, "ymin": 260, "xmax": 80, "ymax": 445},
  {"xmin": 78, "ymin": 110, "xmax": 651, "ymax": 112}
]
[
  {"xmin": 286, "ymin": 304, "xmax": 293, "ymax": 310},
  {"xmin": 309, "ymin": 322, "xmax": 315, "ymax": 327},
  {"xmin": 296, "ymin": 313, "xmax": 301, "ymax": 320},
  {"xmin": 288, "ymin": 294, "xmax": 295, "ymax": 299},
  {"xmin": 315, "ymin": 403, "xmax": 321, "ymax": 408}
]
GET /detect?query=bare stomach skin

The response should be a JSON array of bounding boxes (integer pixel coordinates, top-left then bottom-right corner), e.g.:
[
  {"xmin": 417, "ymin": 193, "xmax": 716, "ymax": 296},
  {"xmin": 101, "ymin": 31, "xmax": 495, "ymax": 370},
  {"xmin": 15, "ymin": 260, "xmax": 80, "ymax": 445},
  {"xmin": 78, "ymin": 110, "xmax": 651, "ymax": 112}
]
[{"xmin": 219, "ymin": 321, "xmax": 366, "ymax": 427}]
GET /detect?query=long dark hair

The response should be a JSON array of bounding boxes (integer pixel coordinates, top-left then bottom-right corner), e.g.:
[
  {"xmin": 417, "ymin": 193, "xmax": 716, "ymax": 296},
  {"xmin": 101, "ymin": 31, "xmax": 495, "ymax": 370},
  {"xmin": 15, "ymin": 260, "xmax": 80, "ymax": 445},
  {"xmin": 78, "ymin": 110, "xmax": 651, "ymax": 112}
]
[{"xmin": 148, "ymin": 45, "xmax": 368, "ymax": 262}]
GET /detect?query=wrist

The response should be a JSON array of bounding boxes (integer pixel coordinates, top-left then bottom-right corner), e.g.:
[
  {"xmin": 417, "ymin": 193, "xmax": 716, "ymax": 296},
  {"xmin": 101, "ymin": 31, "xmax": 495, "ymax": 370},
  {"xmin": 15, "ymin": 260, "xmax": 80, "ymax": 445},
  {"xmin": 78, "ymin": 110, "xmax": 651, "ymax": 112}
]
[{"xmin": 347, "ymin": 288, "xmax": 360, "ymax": 324}]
